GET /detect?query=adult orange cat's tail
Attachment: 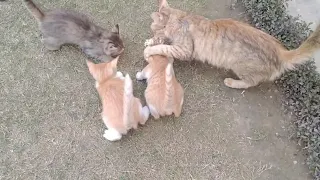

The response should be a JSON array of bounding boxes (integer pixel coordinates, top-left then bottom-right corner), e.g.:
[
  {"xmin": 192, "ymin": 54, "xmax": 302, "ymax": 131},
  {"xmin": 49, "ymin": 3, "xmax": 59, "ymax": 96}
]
[
  {"xmin": 282, "ymin": 24, "xmax": 320, "ymax": 68},
  {"xmin": 123, "ymin": 74, "xmax": 133, "ymax": 129},
  {"xmin": 23, "ymin": 0, "xmax": 45, "ymax": 21}
]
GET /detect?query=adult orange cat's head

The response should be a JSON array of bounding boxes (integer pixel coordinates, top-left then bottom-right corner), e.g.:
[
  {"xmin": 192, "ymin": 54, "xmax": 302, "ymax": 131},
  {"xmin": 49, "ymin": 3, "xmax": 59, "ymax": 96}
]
[
  {"xmin": 152, "ymin": 0, "xmax": 170, "ymax": 23},
  {"xmin": 86, "ymin": 56, "xmax": 119, "ymax": 83},
  {"xmin": 151, "ymin": 0, "xmax": 187, "ymax": 32}
]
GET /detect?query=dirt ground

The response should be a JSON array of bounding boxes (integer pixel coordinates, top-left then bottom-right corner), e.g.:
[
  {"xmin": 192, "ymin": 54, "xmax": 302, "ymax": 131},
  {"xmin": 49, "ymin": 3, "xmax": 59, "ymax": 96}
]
[{"xmin": 0, "ymin": 0, "xmax": 312, "ymax": 179}]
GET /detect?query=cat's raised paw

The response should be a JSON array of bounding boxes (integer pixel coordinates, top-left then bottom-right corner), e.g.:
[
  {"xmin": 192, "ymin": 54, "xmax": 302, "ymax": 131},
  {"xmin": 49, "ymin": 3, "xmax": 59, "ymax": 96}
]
[
  {"xmin": 144, "ymin": 39, "xmax": 154, "ymax": 47},
  {"xmin": 103, "ymin": 129, "xmax": 122, "ymax": 141}
]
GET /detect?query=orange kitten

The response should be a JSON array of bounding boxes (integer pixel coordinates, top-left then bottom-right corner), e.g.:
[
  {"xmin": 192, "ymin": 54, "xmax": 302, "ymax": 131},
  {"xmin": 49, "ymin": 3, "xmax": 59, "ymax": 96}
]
[
  {"xmin": 136, "ymin": 55, "xmax": 184, "ymax": 119},
  {"xmin": 87, "ymin": 57, "xmax": 150, "ymax": 141}
]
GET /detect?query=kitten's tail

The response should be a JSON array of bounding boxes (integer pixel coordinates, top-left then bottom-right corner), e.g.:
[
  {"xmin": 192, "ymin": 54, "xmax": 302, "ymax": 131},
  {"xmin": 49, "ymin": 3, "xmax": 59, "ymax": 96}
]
[
  {"xmin": 23, "ymin": 0, "xmax": 44, "ymax": 21},
  {"xmin": 123, "ymin": 74, "xmax": 133, "ymax": 129},
  {"xmin": 281, "ymin": 24, "xmax": 320, "ymax": 69},
  {"xmin": 164, "ymin": 62, "xmax": 174, "ymax": 115}
]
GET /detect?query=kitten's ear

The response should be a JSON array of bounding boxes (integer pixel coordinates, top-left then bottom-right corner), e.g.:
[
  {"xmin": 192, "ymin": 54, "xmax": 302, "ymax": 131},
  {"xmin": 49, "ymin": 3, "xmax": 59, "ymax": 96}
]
[
  {"xmin": 87, "ymin": 60, "xmax": 99, "ymax": 80},
  {"xmin": 159, "ymin": 0, "xmax": 169, "ymax": 12},
  {"xmin": 111, "ymin": 24, "xmax": 119, "ymax": 34},
  {"xmin": 110, "ymin": 56, "xmax": 119, "ymax": 69}
]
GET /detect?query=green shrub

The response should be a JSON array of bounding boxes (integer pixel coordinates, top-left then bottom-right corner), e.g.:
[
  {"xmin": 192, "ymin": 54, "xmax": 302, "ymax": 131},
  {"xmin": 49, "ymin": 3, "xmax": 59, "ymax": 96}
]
[{"xmin": 240, "ymin": 0, "xmax": 320, "ymax": 178}]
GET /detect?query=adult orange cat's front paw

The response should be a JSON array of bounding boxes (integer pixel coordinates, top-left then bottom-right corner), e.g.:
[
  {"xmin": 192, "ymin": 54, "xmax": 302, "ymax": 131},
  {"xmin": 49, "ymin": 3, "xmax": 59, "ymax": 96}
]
[
  {"xmin": 144, "ymin": 46, "xmax": 152, "ymax": 60},
  {"xmin": 144, "ymin": 39, "xmax": 154, "ymax": 47}
]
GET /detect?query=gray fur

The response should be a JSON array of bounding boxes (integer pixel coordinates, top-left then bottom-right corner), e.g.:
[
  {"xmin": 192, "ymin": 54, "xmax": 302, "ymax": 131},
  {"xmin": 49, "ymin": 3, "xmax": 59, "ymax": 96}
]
[{"xmin": 24, "ymin": 0, "xmax": 124, "ymax": 62}]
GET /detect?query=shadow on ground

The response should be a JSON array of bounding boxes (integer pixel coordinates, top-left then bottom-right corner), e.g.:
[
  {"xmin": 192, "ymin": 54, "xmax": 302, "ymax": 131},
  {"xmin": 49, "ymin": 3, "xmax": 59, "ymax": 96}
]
[{"xmin": 0, "ymin": 0, "xmax": 311, "ymax": 179}]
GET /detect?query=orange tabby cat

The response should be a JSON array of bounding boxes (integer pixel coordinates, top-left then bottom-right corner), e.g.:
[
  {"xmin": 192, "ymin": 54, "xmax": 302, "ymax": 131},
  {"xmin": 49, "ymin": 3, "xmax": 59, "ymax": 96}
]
[
  {"xmin": 136, "ymin": 55, "xmax": 184, "ymax": 119},
  {"xmin": 87, "ymin": 57, "xmax": 150, "ymax": 141},
  {"xmin": 144, "ymin": 0, "xmax": 320, "ymax": 89}
]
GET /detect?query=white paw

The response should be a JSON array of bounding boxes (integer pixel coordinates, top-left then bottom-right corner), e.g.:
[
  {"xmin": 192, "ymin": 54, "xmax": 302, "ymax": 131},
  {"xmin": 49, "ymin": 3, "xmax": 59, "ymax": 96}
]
[
  {"xmin": 136, "ymin": 72, "xmax": 144, "ymax": 80},
  {"xmin": 144, "ymin": 39, "xmax": 154, "ymax": 47},
  {"xmin": 95, "ymin": 81, "xmax": 99, "ymax": 88},
  {"xmin": 144, "ymin": 46, "xmax": 151, "ymax": 60},
  {"xmin": 116, "ymin": 71, "xmax": 124, "ymax": 79},
  {"xmin": 103, "ymin": 129, "xmax": 122, "ymax": 141},
  {"xmin": 142, "ymin": 106, "xmax": 150, "ymax": 122}
]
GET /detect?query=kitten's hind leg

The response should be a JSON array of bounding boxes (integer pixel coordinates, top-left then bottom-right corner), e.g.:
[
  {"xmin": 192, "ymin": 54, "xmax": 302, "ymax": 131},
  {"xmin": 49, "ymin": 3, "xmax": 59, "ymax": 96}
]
[
  {"xmin": 42, "ymin": 37, "xmax": 62, "ymax": 51},
  {"xmin": 174, "ymin": 97, "xmax": 184, "ymax": 117},
  {"xmin": 103, "ymin": 128, "xmax": 122, "ymax": 141},
  {"xmin": 148, "ymin": 104, "xmax": 160, "ymax": 119},
  {"xmin": 140, "ymin": 106, "xmax": 150, "ymax": 125}
]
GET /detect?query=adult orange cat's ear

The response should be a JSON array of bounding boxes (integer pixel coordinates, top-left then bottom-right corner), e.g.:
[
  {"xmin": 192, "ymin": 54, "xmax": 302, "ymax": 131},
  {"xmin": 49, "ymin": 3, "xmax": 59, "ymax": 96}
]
[{"xmin": 159, "ymin": 0, "xmax": 169, "ymax": 12}]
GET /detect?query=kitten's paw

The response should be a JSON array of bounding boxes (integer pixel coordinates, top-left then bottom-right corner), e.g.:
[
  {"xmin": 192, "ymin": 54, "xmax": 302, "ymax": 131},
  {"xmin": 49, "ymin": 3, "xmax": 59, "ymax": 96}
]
[
  {"xmin": 116, "ymin": 71, "xmax": 124, "ymax": 79},
  {"xmin": 95, "ymin": 81, "xmax": 99, "ymax": 88},
  {"xmin": 141, "ymin": 106, "xmax": 150, "ymax": 124},
  {"xmin": 144, "ymin": 39, "xmax": 154, "ymax": 47},
  {"xmin": 103, "ymin": 129, "xmax": 122, "ymax": 141},
  {"xmin": 136, "ymin": 72, "xmax": 144, "ymax": 80},
  {"xmin": 148, "ymin": 105, "xmax": 160, "ymax": 119}
]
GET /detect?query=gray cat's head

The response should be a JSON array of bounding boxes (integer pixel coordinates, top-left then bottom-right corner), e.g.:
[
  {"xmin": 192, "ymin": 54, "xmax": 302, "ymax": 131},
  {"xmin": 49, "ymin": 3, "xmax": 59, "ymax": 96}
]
[{"xmin": 100, "ymin": 24, "xmax": 124, "ymax": 59}]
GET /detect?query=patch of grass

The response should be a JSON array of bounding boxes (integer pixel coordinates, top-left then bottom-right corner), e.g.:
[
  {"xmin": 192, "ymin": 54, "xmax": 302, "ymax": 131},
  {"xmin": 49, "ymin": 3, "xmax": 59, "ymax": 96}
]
[{"xmin": 240, "ymin": 0, "xmax": 320, "ymax": 178}]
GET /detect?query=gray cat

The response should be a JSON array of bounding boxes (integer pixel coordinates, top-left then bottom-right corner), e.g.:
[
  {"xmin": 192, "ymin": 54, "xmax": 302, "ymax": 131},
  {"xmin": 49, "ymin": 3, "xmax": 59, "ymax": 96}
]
[{"xmin": 23, "ymin": 0, "xmax": 124, "ymax": 62}]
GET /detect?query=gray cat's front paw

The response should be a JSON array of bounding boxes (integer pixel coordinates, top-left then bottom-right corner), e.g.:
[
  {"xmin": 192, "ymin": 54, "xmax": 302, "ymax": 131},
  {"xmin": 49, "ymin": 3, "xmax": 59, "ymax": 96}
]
[{"xmin": 144, "ymin": 39, "xmax": 154, "ymax": 47}]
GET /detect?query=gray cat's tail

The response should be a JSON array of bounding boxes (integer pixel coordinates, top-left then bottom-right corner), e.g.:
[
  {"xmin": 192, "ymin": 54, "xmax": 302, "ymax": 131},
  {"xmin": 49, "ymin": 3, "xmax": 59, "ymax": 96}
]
[{"xmin": 23, "ymin": 0, "xmax": 44, "ymax": 21}]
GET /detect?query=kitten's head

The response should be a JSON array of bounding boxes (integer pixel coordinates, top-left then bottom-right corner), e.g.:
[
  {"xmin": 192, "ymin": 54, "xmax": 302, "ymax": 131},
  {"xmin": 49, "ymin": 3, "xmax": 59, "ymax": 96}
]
[
  {"xmin": 87, "ymin": 56, "xmax": 119, "ymax": 83},
  {"xmin": 100, "ymin": 24, "xmax": 124, "ymax": 59}
]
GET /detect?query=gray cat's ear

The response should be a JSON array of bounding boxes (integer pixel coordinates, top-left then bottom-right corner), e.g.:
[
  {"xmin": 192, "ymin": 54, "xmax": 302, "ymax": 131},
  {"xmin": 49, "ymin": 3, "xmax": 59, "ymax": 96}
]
[{"xmin": 111, "ymin": 24, "xmax": 119, "ymax": 34}]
